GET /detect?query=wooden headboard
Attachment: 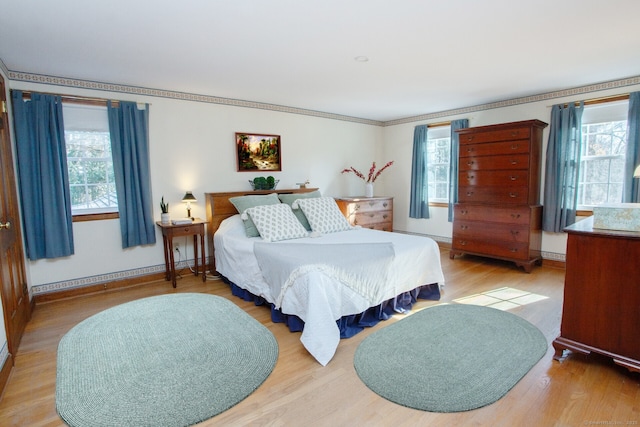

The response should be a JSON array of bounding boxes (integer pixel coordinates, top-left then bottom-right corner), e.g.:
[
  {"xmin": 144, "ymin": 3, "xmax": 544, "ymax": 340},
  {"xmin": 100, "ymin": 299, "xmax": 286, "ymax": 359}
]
[{"xmin": 205, "ymin": 187, "xmax": 319, "ymax": 272}]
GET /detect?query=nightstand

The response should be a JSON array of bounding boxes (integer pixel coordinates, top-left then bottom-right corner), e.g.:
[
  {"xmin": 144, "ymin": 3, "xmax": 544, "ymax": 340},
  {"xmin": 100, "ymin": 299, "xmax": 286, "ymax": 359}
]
[
  {"xmin": 335, "ymin": 197, "xmax": 393, "ymax": 231},
  {"xmin": 156, "ymin": 219, "xmax": 207, "ymax": 287}
]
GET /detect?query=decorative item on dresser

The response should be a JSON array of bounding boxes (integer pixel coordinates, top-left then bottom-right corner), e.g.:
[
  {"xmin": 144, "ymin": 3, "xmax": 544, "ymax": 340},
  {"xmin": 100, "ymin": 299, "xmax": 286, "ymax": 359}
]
[
  {"xmin": 335, "ymin": 197, "xmax": 393, "ymax": 231},
  {"xmin": 552, "ymin": 216, "xmax": 640, "ymax": 373},
  {"xmin": 450, "ymin": 119, "xmax": 548, "ymax": 273}
]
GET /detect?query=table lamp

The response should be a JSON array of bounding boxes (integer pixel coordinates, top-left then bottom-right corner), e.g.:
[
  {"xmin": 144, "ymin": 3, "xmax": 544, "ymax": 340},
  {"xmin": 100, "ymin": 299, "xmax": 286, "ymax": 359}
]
[{"xmin": 182, "ymin": 191, "xmax": 197, "ymax": 219}]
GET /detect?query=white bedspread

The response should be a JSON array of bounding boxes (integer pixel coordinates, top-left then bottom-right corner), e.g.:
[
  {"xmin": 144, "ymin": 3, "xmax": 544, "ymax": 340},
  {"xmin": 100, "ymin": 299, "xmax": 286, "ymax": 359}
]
[{"xmin": 214, "ymin": 214, "xmax": 445, "ymax": 365}]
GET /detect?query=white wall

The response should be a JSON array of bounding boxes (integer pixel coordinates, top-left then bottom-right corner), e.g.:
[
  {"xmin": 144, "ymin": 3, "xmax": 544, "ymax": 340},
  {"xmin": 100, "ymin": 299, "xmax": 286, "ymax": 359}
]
[
  {"xmin": 379, "ymin": 82, "xmax": 640, "ymax": 261},
  {"xmin": 8, "ymin": 77, "xmax": 640, "ymax": 295},
  {"xmin": 8, "ymin": 80, "xmax": 383, "ymax": 294}
]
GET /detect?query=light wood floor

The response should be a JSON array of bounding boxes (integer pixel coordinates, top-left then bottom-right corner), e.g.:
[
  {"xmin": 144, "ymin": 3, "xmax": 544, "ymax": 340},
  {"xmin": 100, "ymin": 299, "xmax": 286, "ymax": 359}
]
[{"xmin": 1, "ymin": 251, "xmax": 639, "ymax": 426}]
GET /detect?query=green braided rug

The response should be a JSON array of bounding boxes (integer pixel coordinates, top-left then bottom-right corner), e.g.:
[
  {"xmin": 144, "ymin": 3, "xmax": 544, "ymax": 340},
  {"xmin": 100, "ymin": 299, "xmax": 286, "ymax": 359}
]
[
  {"xmin": 354, "ymin": 304, "xmax": 547, "ymax": 412},
  {"xmin": 56, "ymin": 293, "xmax": 278, "ymax": 426}
]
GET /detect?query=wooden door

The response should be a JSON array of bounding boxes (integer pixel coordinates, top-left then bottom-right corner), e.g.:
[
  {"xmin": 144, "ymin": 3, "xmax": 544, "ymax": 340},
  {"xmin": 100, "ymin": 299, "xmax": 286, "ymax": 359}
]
[{"xmin": 0, "ymin": 74, "xmax": 31, "ymax": 358}]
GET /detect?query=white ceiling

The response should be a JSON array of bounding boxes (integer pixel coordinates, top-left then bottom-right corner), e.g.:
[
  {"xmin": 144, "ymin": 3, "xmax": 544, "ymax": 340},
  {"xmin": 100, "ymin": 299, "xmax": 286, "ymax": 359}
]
[{"xmin": 1, "ymin": 0, "xmax": 640, "ymax": 122}]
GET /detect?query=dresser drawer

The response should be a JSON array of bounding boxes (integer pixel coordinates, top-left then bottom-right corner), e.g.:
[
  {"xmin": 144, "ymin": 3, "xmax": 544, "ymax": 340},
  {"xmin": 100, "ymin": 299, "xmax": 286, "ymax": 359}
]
[
  {"xmin": 458, "ymin": 126, "xmax": 531, "ymax": 144},
  {"xmin": 459, "ymin": 170, "xmax": 529, "ymax": 187},
  {"xmin": 460, "ymin": 140, "xmax": 530, "ymax": 158},
  {"xmin": 458, "ymin": 185, "xmax": 529, "ymax": 204},
  {"xmin": 347, "ymin": 198, "xmax": 392, "ymax": 213},
  {"xmin": 454, "ymin": 204, "xmax": 533, "ymax": 224},
  {"xmin": 459, "ymin": 153, "xmax": 530, "ymax": 171},
  {"xmin": 452, "ymin": 237, "xmax": 531, "ymax": 261},
  {"xmin": 352, "ymin": 211, "xmax": 392, "ymax": 227},
  {"xmin": 453, "ymin": 220, "xmax": 530, "ymax": 243}
]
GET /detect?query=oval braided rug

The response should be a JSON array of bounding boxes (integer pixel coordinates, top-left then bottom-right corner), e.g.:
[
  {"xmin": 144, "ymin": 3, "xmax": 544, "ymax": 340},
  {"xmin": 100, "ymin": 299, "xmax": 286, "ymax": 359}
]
[
  {"xmin": 354, "ymin": 304, "xmax": 547, "ymax": 412},
  {"xmin": 56, "ymin": 293, "xmax": 278, "ymax": 427}
]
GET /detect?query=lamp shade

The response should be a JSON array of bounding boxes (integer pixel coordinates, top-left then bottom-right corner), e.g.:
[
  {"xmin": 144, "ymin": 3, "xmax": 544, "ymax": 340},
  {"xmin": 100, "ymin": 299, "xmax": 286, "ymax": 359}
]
[
  {"xmin": 634, "ymin": 165, "xmax": 640, "ymax": 178},
  {"xmin": 182, "ymin": 191, "xmax": 197, "ymax": 202}
]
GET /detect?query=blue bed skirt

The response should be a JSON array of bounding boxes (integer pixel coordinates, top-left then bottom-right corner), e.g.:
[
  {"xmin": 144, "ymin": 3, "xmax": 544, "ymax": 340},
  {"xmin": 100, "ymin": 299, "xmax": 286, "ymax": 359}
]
[{"xmin": 221, "ymin": 276, "xmax": 441, "ymax": 339}]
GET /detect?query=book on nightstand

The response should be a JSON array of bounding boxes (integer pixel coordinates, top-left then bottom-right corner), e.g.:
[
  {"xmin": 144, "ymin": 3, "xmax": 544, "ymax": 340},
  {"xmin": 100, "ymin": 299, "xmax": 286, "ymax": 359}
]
[{"xmin": 171, "ymin": 218, "xmax": 193, "ymax": 225}]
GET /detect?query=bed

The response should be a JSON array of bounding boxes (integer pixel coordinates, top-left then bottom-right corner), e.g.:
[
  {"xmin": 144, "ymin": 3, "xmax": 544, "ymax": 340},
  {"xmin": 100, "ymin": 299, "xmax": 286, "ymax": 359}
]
[{"xmin": 205, "ymin": 189, "xmax": 445, "ymax": 365}]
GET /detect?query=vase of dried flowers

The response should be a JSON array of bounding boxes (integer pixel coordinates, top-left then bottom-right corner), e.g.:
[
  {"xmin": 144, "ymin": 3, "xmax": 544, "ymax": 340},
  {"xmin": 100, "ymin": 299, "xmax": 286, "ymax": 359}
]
[
  {"xmin": 341, "ymin": 161, "xmax": 394, "ymax": 197},
  {"xmin": 365, "ymin": 182, "xmax": 374, "ymax": 197}
]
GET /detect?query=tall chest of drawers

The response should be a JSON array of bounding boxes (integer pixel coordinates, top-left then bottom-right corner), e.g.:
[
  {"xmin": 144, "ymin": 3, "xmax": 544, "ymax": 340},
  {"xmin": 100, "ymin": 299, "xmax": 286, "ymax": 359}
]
[
  {"xmin": 450, "ymin": 120, "xmax": 548, "ymax": 272},
  {"xmin": 335, "ymin": 197, "xmax": 393, "ymax": 231}
]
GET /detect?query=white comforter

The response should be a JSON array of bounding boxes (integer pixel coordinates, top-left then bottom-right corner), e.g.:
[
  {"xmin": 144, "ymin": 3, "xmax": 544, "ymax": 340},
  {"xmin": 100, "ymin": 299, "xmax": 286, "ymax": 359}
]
[{"xmin": 214, "ymin": 215, "xmax": 445, "ymax": 365}]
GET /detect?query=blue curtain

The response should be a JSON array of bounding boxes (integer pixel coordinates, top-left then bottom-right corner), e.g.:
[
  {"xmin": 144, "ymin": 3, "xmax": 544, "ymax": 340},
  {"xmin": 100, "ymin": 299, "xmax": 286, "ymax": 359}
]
[
  {"xmin": 448, "ymin": 119, "xmax": 469, "ymax": 222},
  {"xmin": 623, "ymin": 91, "xmax": 640, "ymax": 203},
  {"xmin": 107, "ymin": 101, "xmax": 156, "ymax": 248},
  {"xmin": 542, "ymin": 102, "xmax": 584, "ymax": 232},
  {"xmin": 409, "ymin": 125, "xmax": 429, "ymax": 218},
  {"xmin": 11, "ymin": 90, "xmax": 74, "ymax": 260}
]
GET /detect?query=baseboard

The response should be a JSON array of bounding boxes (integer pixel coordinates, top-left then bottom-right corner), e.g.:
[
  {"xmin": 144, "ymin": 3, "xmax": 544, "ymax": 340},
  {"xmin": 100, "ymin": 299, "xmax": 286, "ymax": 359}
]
[
  {"xmin": 0, "ymin": 348, "xmax": 12, "ymax": 401},
  {"xmin": 34, "ymin": 272, "xmax": 166, "ymax": 304}
]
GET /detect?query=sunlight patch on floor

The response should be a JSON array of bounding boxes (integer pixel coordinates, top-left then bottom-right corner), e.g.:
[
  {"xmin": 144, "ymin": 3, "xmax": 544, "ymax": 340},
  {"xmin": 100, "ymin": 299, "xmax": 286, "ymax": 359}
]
[{"xmin": 452, "ymin": 287, "xmax": 548, "ymax": 311}]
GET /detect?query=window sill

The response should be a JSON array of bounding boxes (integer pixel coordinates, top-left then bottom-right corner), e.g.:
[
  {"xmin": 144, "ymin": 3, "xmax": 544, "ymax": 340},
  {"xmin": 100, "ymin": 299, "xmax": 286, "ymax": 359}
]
[
  {"xmin": 72, "ymin": 212, "xmax": 119, "ymax": 222},
  {"xmin": 428, "ymin": 202, "xmax": 449, "ymax": 208}
]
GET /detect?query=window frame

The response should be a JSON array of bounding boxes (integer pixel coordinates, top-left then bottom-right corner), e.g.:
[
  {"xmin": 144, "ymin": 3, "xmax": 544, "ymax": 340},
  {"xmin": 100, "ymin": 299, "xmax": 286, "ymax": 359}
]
[
  {"xmin": 62, "ymin": 98, "xmax": 120, "ymax": 222},
  {"xmin": 426, "ymin": 123, "xmax": 451, "ymax": 205},
  {"xmin": 576, "ymin": 99, "xmax": 629, "ymax": 211}
]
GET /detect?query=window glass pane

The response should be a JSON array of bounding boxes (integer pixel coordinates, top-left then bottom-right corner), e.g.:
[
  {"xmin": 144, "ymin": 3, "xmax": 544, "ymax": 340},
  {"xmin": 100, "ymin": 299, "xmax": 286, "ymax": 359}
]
[
  {"xmin": 426, "ymin": 127, "xmax": 450, "ymax": 203},
  {"xmin": 577, "ymin": 101, "xmax": 628, "ymax": 209},
  {"xmin": 63, "ymin": 104, "xmax": 118, "ymax": 214}
]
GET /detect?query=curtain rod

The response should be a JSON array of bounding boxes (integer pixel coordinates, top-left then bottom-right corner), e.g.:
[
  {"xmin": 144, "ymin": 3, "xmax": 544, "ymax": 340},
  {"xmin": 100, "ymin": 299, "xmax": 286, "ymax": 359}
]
[
  {"xmin": 550, "ymin": 93, "xmax": 629, "ymax": 108},
  {"xmin": 17, "ymin": 90, "xmax": 149, "ymax": 106},
  {"xmin": 427, "ymin": 120, "xmax": 451, "ymax": 128}
]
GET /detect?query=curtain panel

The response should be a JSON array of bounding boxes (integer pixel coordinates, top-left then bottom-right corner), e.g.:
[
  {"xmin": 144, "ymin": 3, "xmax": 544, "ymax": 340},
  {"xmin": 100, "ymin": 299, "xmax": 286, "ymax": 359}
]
[
  {"xmin": 447, "ymin": 119, "xmax": 469, "ymax": 222},
  {"xmin": 107, "ymin": 101, "xmax": 156, "ymax": 248},
  {"xmin": 409, "ymin": 125, "xmax": 429, "ymax": 218},
  {"xmin": 11, "ymin": 90, "xmax": 75, "ymax": 260},
  {"xmin": 542, "ymin": 102, "xmax": 584, "ymax": 233},
  {"xmin": 623, "ymin": 91, "xmax": 640, "ymax": 203}
]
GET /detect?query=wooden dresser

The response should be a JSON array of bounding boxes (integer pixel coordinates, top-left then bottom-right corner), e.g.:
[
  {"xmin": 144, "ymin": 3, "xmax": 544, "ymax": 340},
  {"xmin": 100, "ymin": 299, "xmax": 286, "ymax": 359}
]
[
  {"xmin": 450, "ymin": 120, "xmax": 547, "ymax": 272},
  {"xmin": 552, "ymin": 216, "xmax": 640, "ymax": 373},
  {"xmin": 335, "ymin": 197, "xmax": 393, "ymax": 231}
]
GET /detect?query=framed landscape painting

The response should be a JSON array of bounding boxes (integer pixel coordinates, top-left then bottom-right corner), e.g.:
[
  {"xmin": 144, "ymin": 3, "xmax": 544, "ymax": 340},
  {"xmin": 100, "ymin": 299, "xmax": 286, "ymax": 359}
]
[{"xmin": 236, "ymin": 132, "xmax": 282, "ymax": 171}]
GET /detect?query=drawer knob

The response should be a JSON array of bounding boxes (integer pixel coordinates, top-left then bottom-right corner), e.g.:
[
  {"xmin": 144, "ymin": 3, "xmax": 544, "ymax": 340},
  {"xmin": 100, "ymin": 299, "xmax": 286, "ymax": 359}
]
[
  {"xmin": 461, "ymin": 225, "xmax": 469, "ymax": 230},
  {"xmin": 355, "ymin": 204, "xmax": 360, "ymax": 210},
  {"xmin": 510, "ymin": 230, "xmax": 520, "ymax": 236},
  {"xmin": 509, "ymin": 175, "xmax": 517, "ymax": 181},
  {"xmin": 460, "ymin": 210, "xmax": 468, "ymax": 215},
  {"xmin": 466, "ymin": 191, "xmax": 474, "ymax": 196},
  {"xmin": 510, "ymin": 144, "xmax": 519, "ymax": 150},
  {"xmin": 467, "ymin": 175, "xmax": 475, "ymax": 180},
  {"xmin": 368, "ymin": 213, "xmax": 374, "ymax": 218},
  {"xmin": 511, "ymin": 213, "xmax": 521, "ymax": 219},
  {"xmin": 511, "ymin": 131, "xmax": 519, "ymax": 137},
  {"xmin": 467, "ymin": 147, "xmax": 474, "ymax": 152},
  {"xmin": 509, "ymin": 192, "xmax": 518, "ymax": 198},
  {"xmin": 510, "ymin": 159, "xmax": 519, "ymax": 165},
  {"xmin": 460, "ymin": 241, "xmax": 467, "ymax": 246},
  {"xmin": 383, "ymin": 202, "xmax": 388, "ymax": 208},
  {"xmin": 466, "ymin": 161, "xmax": 475, "ymax": 166},
  {"xmin": 510, "ymin": 248, "xmax": 519, "ymax": 253},
  {"xmin": 383, "ymin": 214, "xmax": 388, "ymax": 219}
]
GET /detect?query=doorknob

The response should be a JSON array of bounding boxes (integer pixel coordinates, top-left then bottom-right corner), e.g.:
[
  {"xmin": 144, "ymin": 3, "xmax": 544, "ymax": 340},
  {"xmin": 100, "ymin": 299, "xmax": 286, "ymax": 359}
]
[{"xmin": 0, "ymin": 221, "xmax": 10, "ymax": 230}]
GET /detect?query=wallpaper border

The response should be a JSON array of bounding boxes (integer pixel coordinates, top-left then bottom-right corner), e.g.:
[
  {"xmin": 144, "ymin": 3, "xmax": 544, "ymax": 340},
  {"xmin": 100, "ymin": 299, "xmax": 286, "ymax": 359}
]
[{"xmin": 31, "ymin": 264, "xmax": 166, "ymax": 295}]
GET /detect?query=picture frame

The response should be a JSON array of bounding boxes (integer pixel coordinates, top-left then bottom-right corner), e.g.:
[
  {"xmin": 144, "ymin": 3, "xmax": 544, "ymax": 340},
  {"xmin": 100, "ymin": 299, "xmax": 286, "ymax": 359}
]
[{"xmin": 236, "ymin": 132, "xmax": 282, "ymax": 172}]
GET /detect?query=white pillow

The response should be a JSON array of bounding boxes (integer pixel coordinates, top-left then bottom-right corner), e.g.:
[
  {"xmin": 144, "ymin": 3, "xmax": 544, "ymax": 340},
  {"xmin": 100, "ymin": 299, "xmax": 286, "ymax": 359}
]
[
  {"xmin": 245, "ymin": 204, "xmax": 309, "ymax": 242},
  {"xmin": 294, "ymin": 197, "xmax": 352, "ymax": 234}
]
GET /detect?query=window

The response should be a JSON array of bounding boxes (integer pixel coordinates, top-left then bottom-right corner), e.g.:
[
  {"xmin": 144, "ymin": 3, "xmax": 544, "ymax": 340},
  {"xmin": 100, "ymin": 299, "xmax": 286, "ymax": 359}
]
[
  {"xmin": 63, "ymin": 104, "xmax": 118, "ymax": 215},
  {"xmin": 426, "ymin": 125, "xmax": 451, "ymax": 203},
  {"xmin": 577, "ymin": 100, "xmax": 628, "ymax": 209}
]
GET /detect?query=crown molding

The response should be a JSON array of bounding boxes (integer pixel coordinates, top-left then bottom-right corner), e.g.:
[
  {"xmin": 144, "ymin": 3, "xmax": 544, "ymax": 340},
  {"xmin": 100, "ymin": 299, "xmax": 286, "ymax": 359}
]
[
  {"xmin": 6, "ymin": 69, "xmax": 640, "ymax": 127},
  {"xmin": 6, "ymin": 70, "xmax": 384, "ymax": 126},
  {"xmin": 0, "ymin": 59, "xmax": 9, "ymax": 77},
  {"xmin": 383, "ymin": 75, "xmax": 640, "ymax": 127}
]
